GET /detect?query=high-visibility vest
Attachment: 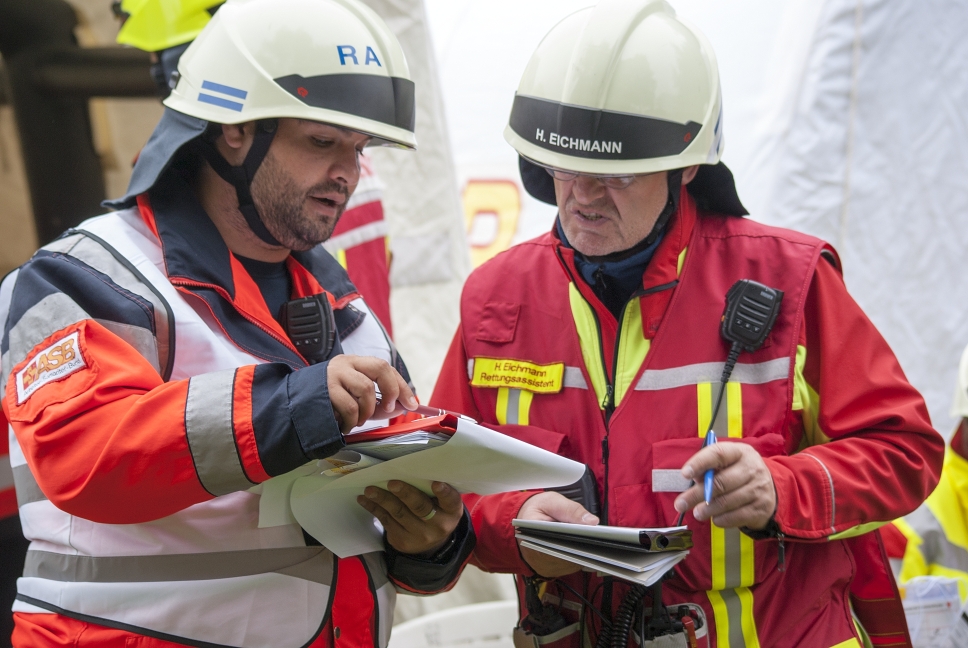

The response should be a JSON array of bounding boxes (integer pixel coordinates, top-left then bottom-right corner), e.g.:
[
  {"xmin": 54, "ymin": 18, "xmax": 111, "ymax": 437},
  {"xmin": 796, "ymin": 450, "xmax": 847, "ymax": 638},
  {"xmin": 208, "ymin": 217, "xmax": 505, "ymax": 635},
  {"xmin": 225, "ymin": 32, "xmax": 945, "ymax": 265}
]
[
  {"xmin": 3, "ymin": 209, "xmax": 397, "ymax": 648},
  {"xmin": 896, "ymin": 450, "xmax": 968, "ymax": 601}
]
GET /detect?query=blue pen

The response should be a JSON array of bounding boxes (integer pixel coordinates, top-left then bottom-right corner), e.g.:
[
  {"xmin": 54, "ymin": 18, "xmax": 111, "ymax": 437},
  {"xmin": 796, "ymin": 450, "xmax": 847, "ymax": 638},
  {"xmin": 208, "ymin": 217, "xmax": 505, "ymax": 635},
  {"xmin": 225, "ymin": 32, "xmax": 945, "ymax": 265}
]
[{"xmin": 703, "ymin": 429, "xmax": 717, "ymax": 504}]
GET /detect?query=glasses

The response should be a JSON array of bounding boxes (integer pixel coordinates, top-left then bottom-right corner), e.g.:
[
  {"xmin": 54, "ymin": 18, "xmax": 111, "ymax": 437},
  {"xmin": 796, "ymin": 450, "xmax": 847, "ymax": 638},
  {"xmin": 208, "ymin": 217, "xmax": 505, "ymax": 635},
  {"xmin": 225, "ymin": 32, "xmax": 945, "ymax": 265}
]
[{"xmin": 541, "ymin": 165, "xmax": 643, "ymax": 190}]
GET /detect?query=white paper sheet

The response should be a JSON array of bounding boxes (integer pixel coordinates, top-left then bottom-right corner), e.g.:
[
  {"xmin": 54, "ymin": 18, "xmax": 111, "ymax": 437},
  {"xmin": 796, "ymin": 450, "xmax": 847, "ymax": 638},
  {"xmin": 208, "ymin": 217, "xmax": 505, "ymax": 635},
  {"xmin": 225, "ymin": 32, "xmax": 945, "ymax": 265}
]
[
  {"xmin": 513, "ymin": 534, "xmax": 683, "ymax": 573},
  {"xmin": 517, "ymin": 540, "xmax": 687, "ymax": 587},
  {"xmin": 288, "ymin": 417, "xmax": 585, "ymax": 557}
]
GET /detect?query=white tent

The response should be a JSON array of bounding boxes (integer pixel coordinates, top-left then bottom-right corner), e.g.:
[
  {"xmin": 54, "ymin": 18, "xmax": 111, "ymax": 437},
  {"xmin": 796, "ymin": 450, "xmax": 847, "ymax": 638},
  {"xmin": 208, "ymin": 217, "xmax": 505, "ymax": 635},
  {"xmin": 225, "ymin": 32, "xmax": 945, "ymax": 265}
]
[{"xmin": 741, "ymin": 0, "xmax": 968, "ymax": 434}]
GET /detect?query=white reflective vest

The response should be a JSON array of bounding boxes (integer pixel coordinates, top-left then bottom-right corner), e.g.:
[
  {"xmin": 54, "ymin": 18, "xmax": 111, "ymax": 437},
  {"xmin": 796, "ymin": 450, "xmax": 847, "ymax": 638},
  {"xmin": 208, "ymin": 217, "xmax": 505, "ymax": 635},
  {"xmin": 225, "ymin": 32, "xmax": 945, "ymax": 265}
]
[{"xmin": 4, "ymin": 209, "xmax": 397, "ymax": 648}]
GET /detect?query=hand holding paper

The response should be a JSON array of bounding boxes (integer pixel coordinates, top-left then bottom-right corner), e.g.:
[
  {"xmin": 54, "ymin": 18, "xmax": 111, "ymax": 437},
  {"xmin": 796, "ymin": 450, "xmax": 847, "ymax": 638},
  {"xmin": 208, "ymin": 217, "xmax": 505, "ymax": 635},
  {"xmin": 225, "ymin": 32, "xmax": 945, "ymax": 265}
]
[
  {"xmin": 516, "ymin": 491, "xmax": 599, "ymax": 577},
  {"xmin": 286, "ymin": 415, "xmax": 585, "ymax": 557},
  {"xmin": 358, "ymin": 480, "xmax": 463, "ymax": 555}
]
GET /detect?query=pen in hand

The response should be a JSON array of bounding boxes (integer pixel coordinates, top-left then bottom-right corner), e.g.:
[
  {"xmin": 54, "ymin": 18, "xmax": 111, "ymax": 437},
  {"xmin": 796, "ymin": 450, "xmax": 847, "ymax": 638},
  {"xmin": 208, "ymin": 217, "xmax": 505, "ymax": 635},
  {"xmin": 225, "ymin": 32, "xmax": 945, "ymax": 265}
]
[
  {"xmin": 674, "ymin": 429, "xmax": 718, "ymax": 526},
  {"xmin": 703, "ymin": 429, "xmax": 717, "ymax": 504}
]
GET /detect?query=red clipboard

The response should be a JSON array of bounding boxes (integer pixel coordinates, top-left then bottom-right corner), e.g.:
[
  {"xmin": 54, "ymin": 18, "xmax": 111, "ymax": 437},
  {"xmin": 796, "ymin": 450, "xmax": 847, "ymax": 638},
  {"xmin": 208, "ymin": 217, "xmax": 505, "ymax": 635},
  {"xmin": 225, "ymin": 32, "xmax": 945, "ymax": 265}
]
[{"xmin": 344, "ymin": 414, "xmax": 459, "ymax": 444}]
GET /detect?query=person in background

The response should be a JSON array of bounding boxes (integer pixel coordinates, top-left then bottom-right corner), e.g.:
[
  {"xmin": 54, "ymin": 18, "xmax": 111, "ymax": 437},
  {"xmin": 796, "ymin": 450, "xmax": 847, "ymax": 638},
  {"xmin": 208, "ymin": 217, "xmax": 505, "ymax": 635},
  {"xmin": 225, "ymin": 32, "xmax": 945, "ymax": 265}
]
[
  {"xmin": 886, "ymin": 343, "xmax": 968, "ymax": 601},
  {"xmin": 431, "ymin": 1, "xmax": 943, "ymax": 646},
  {"xmin": 114, "ymin": 0, "xmax": 395, "ymax": 334}
]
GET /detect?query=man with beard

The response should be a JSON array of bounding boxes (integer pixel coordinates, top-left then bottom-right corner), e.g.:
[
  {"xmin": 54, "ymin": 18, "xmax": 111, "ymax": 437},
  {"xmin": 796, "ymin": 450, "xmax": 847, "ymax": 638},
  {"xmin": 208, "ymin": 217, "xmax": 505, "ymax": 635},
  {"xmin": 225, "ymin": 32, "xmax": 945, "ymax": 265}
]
[{"xmin": 0, "ymin": 1, "xmax": 473, "ymax": 646}]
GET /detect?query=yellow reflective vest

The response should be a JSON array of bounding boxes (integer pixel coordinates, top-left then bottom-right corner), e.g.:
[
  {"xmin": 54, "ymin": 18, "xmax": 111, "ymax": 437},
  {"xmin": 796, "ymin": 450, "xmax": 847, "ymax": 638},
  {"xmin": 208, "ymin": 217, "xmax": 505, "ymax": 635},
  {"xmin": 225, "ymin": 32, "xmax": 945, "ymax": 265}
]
[{"xmin": 895, "ymin": 450, "xmax": 968, "ymax": 601}]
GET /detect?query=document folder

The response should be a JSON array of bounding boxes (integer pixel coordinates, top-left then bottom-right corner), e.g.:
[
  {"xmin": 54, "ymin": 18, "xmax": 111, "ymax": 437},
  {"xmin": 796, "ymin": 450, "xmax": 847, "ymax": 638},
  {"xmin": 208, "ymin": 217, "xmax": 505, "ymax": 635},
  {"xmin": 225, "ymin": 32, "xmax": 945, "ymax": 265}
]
[{"xmin": 512, "ymin": 519, "xmax": 692, "ymax": 587}]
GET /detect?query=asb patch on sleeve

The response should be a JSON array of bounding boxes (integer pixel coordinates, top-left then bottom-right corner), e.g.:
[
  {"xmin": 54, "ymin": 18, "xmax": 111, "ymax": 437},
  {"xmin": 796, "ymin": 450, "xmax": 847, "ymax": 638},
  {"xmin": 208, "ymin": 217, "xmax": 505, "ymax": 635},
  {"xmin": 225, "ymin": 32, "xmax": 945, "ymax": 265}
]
[{"xmin": 15, "ymin": 331, "xmax": 87, "ymax": 404}]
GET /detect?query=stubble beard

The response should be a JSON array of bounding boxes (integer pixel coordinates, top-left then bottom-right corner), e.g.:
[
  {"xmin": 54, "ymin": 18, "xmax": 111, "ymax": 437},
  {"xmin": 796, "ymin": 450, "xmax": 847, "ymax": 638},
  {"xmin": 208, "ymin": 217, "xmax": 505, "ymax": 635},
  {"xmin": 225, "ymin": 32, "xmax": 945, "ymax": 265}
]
[{"xmin": 251, "ymin": 151, "xmax": 350, "ymax": 252}]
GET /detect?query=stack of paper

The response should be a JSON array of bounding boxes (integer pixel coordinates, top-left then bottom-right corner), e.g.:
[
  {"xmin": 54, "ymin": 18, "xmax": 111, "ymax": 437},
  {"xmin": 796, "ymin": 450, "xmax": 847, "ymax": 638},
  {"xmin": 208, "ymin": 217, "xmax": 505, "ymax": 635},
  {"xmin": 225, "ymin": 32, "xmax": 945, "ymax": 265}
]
[
  {"xmin": 272, "ymin": 414, "xmax": 586, "ymax": 557},
  {"xmin": 513, "ymin": 520, "xmax": 692, "ymax": 587},
  {"xmin": 347, "ymin": 429, "xmax": 452, "ymax": 461}
]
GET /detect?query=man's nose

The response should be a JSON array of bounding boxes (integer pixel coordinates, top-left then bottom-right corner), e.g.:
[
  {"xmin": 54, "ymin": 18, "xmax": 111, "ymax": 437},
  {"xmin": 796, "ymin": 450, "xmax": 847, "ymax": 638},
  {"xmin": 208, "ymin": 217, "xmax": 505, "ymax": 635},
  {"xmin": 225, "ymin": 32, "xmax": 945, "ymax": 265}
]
[
  {"xmin": 328, "ymin": 145, "xmax": 361, "ymax": 187},
  {"xmin": 571, "ymin": 175, "xmax": 607, "ymax": 203}
]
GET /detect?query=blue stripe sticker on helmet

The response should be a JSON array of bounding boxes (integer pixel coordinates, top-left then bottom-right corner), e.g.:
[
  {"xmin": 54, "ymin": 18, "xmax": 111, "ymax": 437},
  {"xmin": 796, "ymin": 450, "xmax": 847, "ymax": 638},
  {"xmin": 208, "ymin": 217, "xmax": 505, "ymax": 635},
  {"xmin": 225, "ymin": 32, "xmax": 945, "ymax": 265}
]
[
  {"xmin": 198, "ymin": 93, "xmax": 244, "ymax": 112},
  {"xmin": 201, "ymin": 80, "xmax": 248, "ymax": 99}
]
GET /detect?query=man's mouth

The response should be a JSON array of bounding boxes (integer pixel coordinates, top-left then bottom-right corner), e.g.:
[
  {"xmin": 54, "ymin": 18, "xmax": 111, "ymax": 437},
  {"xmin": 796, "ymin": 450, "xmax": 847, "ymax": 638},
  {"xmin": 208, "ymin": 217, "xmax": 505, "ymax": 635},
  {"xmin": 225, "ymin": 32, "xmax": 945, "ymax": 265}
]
[
  {"xmin": 576, "ymin": 208, "xmax": 606, "ymax": 222},
  {"xmin": 310, "ymin": 195, "xmax": 343, "ymax": 209}
]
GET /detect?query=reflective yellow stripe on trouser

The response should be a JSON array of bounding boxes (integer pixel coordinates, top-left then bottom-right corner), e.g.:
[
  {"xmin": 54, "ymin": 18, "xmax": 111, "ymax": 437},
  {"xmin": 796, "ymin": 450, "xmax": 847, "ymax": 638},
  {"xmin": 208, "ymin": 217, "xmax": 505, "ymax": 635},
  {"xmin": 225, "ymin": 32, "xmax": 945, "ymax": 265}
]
[
  {"xmin": 497, "ymin": 388, "xmax": 533, "ymax": 425},
  {"xmin": 699, "ymin": 381, "xmax": 760, "ymax": 648}
]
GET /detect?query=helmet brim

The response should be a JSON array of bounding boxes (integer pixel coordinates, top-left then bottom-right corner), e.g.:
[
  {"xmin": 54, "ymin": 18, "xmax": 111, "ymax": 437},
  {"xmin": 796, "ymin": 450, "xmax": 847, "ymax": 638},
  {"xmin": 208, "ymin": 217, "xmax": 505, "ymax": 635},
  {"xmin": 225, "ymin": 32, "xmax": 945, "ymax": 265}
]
[{"xmin": 518, "ymin": 155, "xmax": 748, "ymax": 217}]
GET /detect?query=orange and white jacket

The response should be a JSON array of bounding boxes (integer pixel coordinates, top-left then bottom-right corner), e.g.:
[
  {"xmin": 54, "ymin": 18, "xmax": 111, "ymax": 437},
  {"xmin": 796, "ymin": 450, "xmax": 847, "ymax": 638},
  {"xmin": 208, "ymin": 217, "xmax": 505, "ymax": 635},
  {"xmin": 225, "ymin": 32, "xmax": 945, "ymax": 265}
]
[{"xmin": 0, "ymin": 171, "xmax": 472, "ymax": 648}]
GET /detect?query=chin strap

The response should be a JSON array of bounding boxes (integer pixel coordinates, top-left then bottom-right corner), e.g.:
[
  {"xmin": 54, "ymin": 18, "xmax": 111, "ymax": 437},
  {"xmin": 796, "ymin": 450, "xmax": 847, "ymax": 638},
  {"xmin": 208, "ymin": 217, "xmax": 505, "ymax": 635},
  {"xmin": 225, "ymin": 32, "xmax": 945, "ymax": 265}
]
[{"xmin": 192, "ymin": 119, "xmax": 283, "ymax": 247}]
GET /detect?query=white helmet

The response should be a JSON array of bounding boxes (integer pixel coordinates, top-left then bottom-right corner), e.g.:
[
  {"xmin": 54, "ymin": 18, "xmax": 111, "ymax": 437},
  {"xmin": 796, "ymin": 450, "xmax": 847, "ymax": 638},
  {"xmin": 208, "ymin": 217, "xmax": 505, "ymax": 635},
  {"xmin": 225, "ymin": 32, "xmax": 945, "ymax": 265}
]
[
  {"xmin": 165, "ymin": 0, "xmax": 415, "ymax": 149},
  {"xmin": 507, "ymin": 0, "xmax": 745, "ymax": 215},
  {"xmin": 109, "ymin": 0, "xmax": 415, "ymax": 245}
]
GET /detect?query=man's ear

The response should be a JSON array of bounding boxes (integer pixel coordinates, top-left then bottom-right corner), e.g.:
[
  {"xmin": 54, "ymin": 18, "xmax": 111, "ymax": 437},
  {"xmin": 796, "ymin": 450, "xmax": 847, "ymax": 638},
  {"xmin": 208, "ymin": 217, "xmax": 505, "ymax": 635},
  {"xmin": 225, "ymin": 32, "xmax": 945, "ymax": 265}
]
[
  {"xmin": 681, "ymin": 165, "xmax": 700, "ymax": 185},
  {"xmin": 216, "ymin": 122, "xmax": 255, "ymax": 165}
]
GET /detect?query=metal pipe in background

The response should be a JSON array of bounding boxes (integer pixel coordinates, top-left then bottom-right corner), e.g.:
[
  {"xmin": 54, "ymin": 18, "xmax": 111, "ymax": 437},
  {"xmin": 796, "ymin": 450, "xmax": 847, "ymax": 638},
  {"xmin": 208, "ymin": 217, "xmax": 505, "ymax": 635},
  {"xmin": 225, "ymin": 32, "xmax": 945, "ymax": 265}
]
[{"xmin": 0, "ymin": 0, "xmax": 157, "ymax": 245}]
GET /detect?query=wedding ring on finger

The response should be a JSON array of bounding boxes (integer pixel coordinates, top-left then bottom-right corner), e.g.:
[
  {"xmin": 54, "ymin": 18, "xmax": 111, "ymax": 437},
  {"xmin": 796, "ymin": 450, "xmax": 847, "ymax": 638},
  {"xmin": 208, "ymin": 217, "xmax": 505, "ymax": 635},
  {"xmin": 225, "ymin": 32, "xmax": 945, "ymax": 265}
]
[{"xmin": 421, "ymin": 507, "xmax": 437, "ymax": 521}]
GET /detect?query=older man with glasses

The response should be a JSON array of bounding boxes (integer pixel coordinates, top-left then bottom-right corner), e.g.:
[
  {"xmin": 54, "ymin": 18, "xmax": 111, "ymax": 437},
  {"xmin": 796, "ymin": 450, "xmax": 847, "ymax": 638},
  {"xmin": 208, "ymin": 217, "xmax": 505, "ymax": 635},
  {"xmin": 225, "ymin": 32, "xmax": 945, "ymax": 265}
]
[{"xmin": 431, "ymin": 1, "xmax": 942, "ymax": 646}]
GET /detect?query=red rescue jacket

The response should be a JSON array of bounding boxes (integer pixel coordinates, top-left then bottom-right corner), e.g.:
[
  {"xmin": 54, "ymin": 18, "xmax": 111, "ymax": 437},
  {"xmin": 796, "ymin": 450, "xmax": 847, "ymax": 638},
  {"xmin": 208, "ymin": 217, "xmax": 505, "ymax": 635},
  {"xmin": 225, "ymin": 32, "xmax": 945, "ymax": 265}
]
[{"xmin": 432, "ymin": 191, "xmax": 942, "ymax": 647}]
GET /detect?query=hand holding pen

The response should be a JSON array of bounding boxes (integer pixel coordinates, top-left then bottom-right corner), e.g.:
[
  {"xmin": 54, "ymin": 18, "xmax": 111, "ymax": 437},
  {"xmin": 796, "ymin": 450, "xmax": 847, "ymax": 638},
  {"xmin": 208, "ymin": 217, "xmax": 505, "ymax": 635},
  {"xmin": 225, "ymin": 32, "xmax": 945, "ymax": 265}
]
[{"xmin": 673, "ymin": 441, "xmax": 777, "ymax": 531}]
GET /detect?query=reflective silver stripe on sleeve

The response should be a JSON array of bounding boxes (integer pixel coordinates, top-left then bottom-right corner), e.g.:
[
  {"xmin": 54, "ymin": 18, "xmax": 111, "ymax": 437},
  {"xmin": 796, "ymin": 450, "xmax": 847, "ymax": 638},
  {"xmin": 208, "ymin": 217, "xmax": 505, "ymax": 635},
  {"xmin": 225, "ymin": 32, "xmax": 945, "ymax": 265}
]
[
  {"xmin": 0, "ymin": 457, "xmax": 13, "ymax": 490},
  {"xmin": 2, "ymin": 293, "xmax": 90, "ymax": 394},
  {"xmin": 322, "ymin": 220, "xmax": 389, "ymax": 254},
  {"xmin": 69, "ymin": 234, "xmax": 172, "ymax": 380},
  {"xmin": 24, "ymin": 547, "xmax": 335, "ymax": 585},
  {"xmin": 634, "ymin": 357, "xmax": 790, "ymax": 391},
  {"xmin": 13, "ymin": 464, "xmax": 46, "ymax": 506},
  {"xmin": 906, "ymin": 504, "xmax": 968, "ymax": 573},
  {"xmin": 563, "ymin": 367, "xmax": 588, "ymax": 390},
  {"xmin": 184, "ymin": 369, "xmax": 254, "ymax": 496},
  {"xmin": 0, "ymin": 268, "xmax": 19, "ymax": 341}
]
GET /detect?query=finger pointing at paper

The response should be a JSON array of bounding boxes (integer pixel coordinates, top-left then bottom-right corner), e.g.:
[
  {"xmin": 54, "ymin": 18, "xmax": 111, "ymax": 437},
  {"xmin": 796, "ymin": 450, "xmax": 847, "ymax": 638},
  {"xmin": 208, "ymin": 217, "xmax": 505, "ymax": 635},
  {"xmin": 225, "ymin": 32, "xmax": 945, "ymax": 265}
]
[{"xmin": 357, "ymin": 480, "xmax": 463, "ymax": 555}]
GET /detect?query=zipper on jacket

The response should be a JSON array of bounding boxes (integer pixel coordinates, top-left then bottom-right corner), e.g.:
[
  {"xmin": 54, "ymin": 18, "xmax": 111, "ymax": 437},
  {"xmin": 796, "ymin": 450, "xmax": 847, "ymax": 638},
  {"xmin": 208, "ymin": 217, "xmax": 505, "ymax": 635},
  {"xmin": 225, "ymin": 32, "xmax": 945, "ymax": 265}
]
[
  {"xmin": 174, "ymin": 280, "xmax": 308, "ymax": 366},
  {"xmin": 592, "ymin": 309, "xmax": 615, "ymax": 524},
  {"xmin": 777, "ymin": 531, "xmax": 786, "ymax": 572}
]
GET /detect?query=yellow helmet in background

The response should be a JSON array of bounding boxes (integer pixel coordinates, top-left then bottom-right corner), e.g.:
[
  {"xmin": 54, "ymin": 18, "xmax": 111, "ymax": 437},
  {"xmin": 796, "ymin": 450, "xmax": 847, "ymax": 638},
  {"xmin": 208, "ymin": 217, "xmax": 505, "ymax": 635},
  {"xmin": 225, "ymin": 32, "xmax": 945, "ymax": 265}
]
[{"xmin": 115, "ymin": 0, "xmax": 224, "ymax": 52}]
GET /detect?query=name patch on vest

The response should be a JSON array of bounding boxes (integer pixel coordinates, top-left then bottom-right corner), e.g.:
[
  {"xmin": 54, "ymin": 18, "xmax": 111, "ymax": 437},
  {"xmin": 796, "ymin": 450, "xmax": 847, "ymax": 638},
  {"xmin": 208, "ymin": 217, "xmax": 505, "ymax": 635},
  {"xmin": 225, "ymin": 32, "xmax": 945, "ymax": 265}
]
[
  {"xmin": 16, "ymin": 332, "xmax": 86, "ymax": 404},
  {"xmin": 470, "ymin": 358, "xmax": 563, "ymax": 393}
]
